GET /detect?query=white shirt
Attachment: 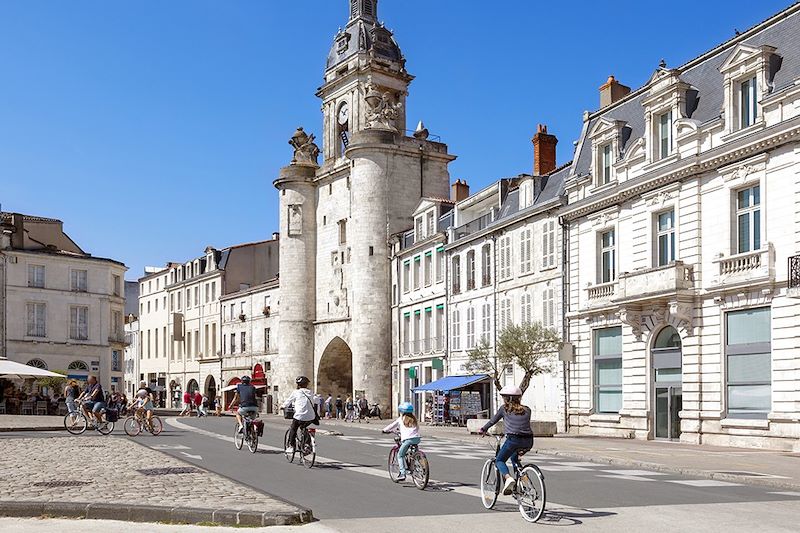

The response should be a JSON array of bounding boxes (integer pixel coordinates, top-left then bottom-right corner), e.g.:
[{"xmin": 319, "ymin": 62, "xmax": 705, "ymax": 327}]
[
  {"xmin": 383, "ymin": 416, "xmax": 421, "ymax": 441},
  {"xmin": 283, "ymin": 388, "xmax": 316, "ymax": 422}
]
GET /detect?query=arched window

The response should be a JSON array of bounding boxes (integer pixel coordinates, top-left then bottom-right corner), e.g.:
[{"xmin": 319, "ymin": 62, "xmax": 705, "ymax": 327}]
[
  {"xmin": 67, "ymin": 360, "xmax": 89, "ymax": 371},
  {"xmin": 26, "ymin": 359, "xmax": 47, "ymax": 369},
  {"xmin": 653, "ymin": 326, "xmax": 681, "ymax": 349}
]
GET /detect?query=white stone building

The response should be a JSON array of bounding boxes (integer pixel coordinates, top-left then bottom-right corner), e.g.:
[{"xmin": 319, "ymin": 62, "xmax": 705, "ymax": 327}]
[
  {"xmin": 561, "ymin": 4, "xmax": 800, "ymax": 450},
  {"xmin": 137, "ymin": 266, "xmax": 171, "ymax": 405},
  {"xmin": 0, "ymin": 212, "xmax": 127, "ymax": 393},
  {"xmin": 123, "ymin": 316, "xmax": 140, "ymax": 397}
]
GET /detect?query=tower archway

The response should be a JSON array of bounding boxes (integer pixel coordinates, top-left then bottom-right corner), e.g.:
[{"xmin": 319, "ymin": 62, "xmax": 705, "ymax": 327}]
[{"xmin": 317, "ymin": 337, "xmax": 353, "ymax": 400}]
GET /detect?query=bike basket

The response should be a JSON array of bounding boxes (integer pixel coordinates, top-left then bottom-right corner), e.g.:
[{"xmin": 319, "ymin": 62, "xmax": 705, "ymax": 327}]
[
  {"xmin": 283, "ymin": 406, "xmax": 295, "ymax": 420},
  {"xmin": 105, "ymin": 408, "xmax": 119, "ymax": 422},
  {"xmin": 253, "ymin": 420, "xmax": 264, "ymax": 436}
]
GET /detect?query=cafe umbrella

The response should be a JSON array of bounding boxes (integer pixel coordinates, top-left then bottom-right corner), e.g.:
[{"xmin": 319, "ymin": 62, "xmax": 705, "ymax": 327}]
[{"xmin": 0, "ymin": 356, "xmax": 64, "ymax": 379}]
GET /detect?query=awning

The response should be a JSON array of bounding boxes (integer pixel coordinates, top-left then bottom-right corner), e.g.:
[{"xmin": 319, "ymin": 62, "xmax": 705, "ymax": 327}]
[{"xmin": 412, "ymin": 374, "xmax": 489, "ymax": 393}]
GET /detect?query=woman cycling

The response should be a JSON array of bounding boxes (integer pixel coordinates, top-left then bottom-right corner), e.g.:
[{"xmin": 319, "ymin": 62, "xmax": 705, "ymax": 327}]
[{"xmin": 478, "ymin": 385, "xmax": 533, "ymax": 495}]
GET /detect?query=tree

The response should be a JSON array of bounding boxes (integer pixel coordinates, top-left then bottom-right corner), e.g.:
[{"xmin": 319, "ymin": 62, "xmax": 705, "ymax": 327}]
[
  {"xmin": 465, "ymin": 322, "xmax": 562, "ymax": 393},
  {"xmin": 36, "ymin": 370, "xmax": 67, "ymax": 393}
]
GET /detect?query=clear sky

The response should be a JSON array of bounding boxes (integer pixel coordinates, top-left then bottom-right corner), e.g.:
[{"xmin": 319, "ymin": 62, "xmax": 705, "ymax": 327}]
[{"xmin": 0, "ymin": 0, "xmax": 793, "ymax": 279}]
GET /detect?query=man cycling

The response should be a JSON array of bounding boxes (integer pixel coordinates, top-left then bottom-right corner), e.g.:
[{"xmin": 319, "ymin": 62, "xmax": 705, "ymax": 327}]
[
  {"xmin": 230, "ymin": 375, "xmax": 259, "ymax": 433},
  {"xmin": 134, "ymin": 381, "xmax": 155, "ymax": 426},
  {"xmin": 81, "ymin": 375, "xmax": 105, "ymax": 426},
  {"xmin": 282, "ymin": 376, "xmax": 317, "ymax": 454}
]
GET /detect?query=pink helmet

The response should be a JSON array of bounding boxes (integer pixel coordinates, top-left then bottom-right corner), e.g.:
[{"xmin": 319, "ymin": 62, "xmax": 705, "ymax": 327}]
[{"xmin": 499, "ymin": 385, "xmax": 523, "ymax": 397}]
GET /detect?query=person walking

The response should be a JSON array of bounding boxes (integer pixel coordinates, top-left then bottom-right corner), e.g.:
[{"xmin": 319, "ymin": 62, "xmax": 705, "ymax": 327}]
[
  {"xmin": 335, "ymin": 395, "xmax": 344, "ymax": 420},
  {"xmin": 180, "ymin": 390, "xmax": 192, "ymax": 417},
  {"xmin": 324, "ymin": 394, "xmax": 333, "ymax": 420},
  {"xmin": 199, "ymin": 394, "xmax": 209, "ymax": 417},
  {"xmin": 314, "ymin": 393, "xmax": 324, "ymax": 419},
  {"xmin": 345, "ymin": 396, "xmax": 354, "ymax": 422},
  {"xmin": 214, "ymin": 396, "xmax": 222, "ymax": 416},
  {"xmin": 194, "ymin": 390, "xmax": 204, "ymax": 417}
]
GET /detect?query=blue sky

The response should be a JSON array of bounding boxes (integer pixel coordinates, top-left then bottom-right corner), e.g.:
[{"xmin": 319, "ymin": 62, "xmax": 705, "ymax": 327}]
[{"xmin": 0, "ymin": 0, "xmax": 793, "ymax": 279}]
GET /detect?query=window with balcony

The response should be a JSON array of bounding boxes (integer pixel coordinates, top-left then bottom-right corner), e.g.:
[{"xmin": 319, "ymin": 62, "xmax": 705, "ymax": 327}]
[
  {"xmin": 451, "ymin": 255, "xmax": 461, "ymax": 294},
  {"xmin": 413, "ymin": 311, "xmax": 422, "ymax": 353},
  {"xmin": 726, "ymin": 307, "xmax": 771, "ymax": 419},
  {"xmin": 657, "ymin": 111, "xmax": 673, "ymax": 160},
  {"xmin": 69, "ymin": 306, "xmax": 88, "ymax": 340},
  {"xmin": 519, "ymin": 228, "xmax": 533, "ymax": 274},
  {"xmin": 26, "ymin": 302, "xmax": 46, "ymax": 337},
  {"xmin": 481, "ymin": 244, "xmax": 492, "ymax": 286},
  {"xmin": 594, "ymin": 326, "xmax": 622, "ymax": 414},
  {"xmin": 736, "ymin": 185, "xmax": 761, "ymax": 253},
  {"xmin": 403, "ymin": 260, "xmax": 410, "ymax": 293},
  {"xmin": 466, "ymin": 250, "xmax": 476, "ymax": 290},
  {"xmin": 739, "ymin": 76, "xmax": 757, "ymax": 129},
  {"xmin": 601, "ymin": 143, "xmax": 612, "ymax": 184},
  {"xmin": 542, "ymin": 220, "xmax": 556, "ymax": 269},
  {"xmin": 403, "ymin": 314, "xmax": 411, "ymax": 355},
  {"xmin": 451, "ymin": 309, "xmax": 461, "ymax": 351},
  {"xmin": 28, "ymin": 265, "xmax": 45, "ymax": 288},
  {"xmin": 657, "ymin": 210, "xmax": 676, "ymax": 266},
  {"xmin": 424, "ymin": 252, "xmax": 432, "ymax": 286},
  {"xmin": 599, "ymin": 230, "xmax": 616, "ymax": 283},
  {"xmin": 466, "ymin": 306, "xmax": 475, "ymax": 349},
  {"xmin": 424, "ymin": 308, "xmax": 433, "ymax": 351}
]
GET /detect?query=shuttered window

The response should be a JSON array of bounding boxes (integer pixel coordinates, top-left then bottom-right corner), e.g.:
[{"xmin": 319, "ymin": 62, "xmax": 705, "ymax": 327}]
[
  {"xmin": 520, "ymin": 228, "xmax": 533, "ymax": 274},
  {"xmin": 542, "ymin": 220, "xmax": 556, "ymax": 269}
]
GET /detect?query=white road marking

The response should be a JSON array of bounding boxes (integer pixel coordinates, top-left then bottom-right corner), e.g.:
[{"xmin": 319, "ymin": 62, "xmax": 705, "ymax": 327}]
[
  {"xmin": 541, "ymin": 466, "xmax": 591, "ymax": 472},
  {"xmin": 150, "ymin": 444, "xmax": 190, "ymax": 450},
  {"xmin": 597, "ymin": 475, "xmax": 659, "ymax": 482},
  {"xmin": 180, "ymin": 451, "xmax": 203, "ymax": 460},
  {"xmin": 665, "ymin": 479, "xmax": 741, "ymax": 487},
  {"xmin": 767, "ymin": 491, "xmax": 800, "ymax": 497},
  {"xmin": 600, "ymin": 469, "xmax": 667, "ymax": 476},
  {"xmin": 550, "ymin": 461, "xmax": 601, "ymax": 468}
]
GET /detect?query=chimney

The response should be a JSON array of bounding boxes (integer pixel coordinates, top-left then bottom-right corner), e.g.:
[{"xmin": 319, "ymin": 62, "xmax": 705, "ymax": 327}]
[
  {"xmin": 451, "ymin": 179, "xmax": 470, "ymax": 202},
  {"xmin": 9, "ymin": 214, "xmax": 24, "ymax": 249},
  {"xmin": 599, "ymin": 75, "xmax": 631, "ymax": 108},
  {"xmin": 532, "ymin": 124, "xmax": 557, "ymax": 176}
]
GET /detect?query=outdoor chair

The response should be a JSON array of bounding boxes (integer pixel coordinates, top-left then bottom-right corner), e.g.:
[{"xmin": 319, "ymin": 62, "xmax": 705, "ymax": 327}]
[
  {"xmin": 36, "ymin": 401, "xmax": 48, "ymax": 416},
  {"xmin": 21, "ymin": 401, "xmax": 34, "ymax": 415},
  {"xmin": 57, "ymin": 403, "xmax": 68, "ymax": 416}
]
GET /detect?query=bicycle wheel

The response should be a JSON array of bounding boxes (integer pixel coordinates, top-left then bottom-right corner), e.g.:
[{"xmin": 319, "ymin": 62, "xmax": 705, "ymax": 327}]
[
  {"xmin": 64, "ymin": 412, "xmax": 87, "ymax": 435},
  {"xmin": 410, "ymin": 450, "xmax": 429, "ymax": 490},
  {"xmin": 283, "ymin": 429, "xmax": 295, "ymax": 463},
  {"xmin": 480, "ymin": 459, "xmax": 500, "ymax": 509},
  {"xmin": 234, "ymin": 424, "xmax": 244, "ymax": 450},
  {"xmin": 516, "ymin": 465, "xmax": 546, "ymax": 523},
  {"xmin": 123, "ymin": 417, "xmax": 141, "ymax": 436},
  {"xmin": 97, "ymin": 419, "xmax": 114, "ymax": 435},
  {"xmin": 387, "ymin": 447, "xmax": 400, "ymax": 482},
  {"xmin": 301, "ymin": 434, "xmax": 315, "ymax": 469},
  {"xmin": 248, "ymin": 429, "xmax": 259, "ymax": 453},
  {"xmin": 149, "ymin": 417, "xmax": 163, "ymax": 436}
]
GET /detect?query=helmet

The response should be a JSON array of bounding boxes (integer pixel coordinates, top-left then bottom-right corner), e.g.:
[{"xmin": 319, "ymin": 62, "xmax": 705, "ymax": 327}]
[
  {"xmin": 398, "ymin": 402, "xmax": 414, "ymax": 414},
  {"xmin": 295, "ymin": 376, "xmax": 310, "ymax": 385},
  {"xmin": 499, "ymin": 385, "xmax": 522, "ymax": 397},
  {"xmin": 139, "ymin": 381, "xmax": 147, "ymax": 388},
  {"xmin": 241, "ymin": 375, "xmax": 251, "ymax": 384}
]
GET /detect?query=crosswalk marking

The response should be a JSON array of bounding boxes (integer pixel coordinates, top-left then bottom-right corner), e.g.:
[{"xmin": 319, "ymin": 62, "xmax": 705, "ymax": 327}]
[{"xmin": 666, "ymin": 479, "xmax": 741, "ymax": 487}]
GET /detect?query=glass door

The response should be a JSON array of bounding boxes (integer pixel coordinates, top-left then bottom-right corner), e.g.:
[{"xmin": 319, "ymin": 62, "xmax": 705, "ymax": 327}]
[{"xmin": 654, "ymin": 384, "xmax": 682, "ymax": 440}]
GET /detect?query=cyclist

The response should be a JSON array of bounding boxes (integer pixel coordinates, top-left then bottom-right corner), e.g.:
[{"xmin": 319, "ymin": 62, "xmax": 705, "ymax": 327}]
[
  {"xmin": 134, "ymin": 381, "xmax": 155, "ymax": 426},
  {"xmin": 478, "ymin": 384, "xmax": 533, "ymax": 496},
  {"xmin": 231, "ymin": 375, "xmax": 259, "ymax": 433},
  {"xmin": 282, "ymin": 376, "xmax": 317, "ymax": 454},
  {"xmin": 382, "ymin": 402, "xmax": 421, "ymax": 481},
  {"xmin": 81, "ymin": 375, "xmax": 106, "ymax": 426}
]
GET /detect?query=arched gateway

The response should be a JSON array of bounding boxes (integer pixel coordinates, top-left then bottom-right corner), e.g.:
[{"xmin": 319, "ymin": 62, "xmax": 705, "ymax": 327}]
[{"xmin": 317, "ymin": 337, "xmax": 353, "ymax": 399}]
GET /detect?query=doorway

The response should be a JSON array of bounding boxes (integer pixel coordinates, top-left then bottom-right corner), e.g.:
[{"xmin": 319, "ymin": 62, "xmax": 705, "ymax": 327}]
[{"xmin": 652, "ymin": 326, "xmax": 682, "ymax": 440}]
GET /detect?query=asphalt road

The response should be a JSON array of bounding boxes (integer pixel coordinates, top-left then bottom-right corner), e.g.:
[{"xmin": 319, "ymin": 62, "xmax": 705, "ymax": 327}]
[{"xmin": 3, "ymin": 418, "xmax": 800, "ymax": 532}]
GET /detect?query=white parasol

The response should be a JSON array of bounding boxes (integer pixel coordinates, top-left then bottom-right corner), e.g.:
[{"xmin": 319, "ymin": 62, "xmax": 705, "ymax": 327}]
[{"xmin": 0, "ymin": 356, "xmax": 65, "ymax": 379}]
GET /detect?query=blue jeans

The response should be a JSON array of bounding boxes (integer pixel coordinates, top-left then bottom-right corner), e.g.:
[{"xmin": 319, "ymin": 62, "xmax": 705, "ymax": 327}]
[
  {"xmin": 496, "ymin": 435, "xmax": 533, "ymax": 478},
  {"xmin": 398, "ymin": 437, "xmax": 421, "ymax": 475},
  {"xmin": 65, "ymin": 398, "xmax": 77, "ymax": 414}
]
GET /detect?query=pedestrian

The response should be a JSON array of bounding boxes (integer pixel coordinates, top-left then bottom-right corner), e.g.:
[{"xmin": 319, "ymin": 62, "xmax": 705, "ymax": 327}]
[
  {"xmin": 335, "ymin": 395, "xmax": 344, "ymax": 419},
  {"xmin": 194, "ymin": 390, "xmax": 203, "ymax": 417},
  {"xmin": 200, "ymin": 394, "xmax": 209, "ymax": 417},
  {"xmin": 357, "ymin": 396, "xmax": 368, "ymax": 421},
  {"xmin": 324, "ymin": 393, "xmax": 332, "ymax": 419},
  {"xmin": 314, "ymin": 393, "xmax": 324, "ymax": 418},
  {"xmin": 215, "ymin": 396, "xmax": 222, "ymax": 416},
  {"xmin": 345, "ymin": 395, "xmax": 354, "ymax": 422},
  {"xmin": 63, "ymin": 380, "xmax": 80, "ymax": 415},
  {"xmin": 180, "ymin": 390, "xmax": 192, "ymax": 417}
]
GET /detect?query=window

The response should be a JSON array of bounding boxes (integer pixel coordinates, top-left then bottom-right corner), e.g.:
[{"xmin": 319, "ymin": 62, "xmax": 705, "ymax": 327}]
[
  {"xmin": 210, "ymin": 324, "xmax": 216, "ymax": 356},
  {"xmin": 205, "ymin": 283, "xmax": 210, "ymax": 303},
  {"xmin": 736, "ymin": 185, "xmax": 761, "ymax": 253},
  {"xmin": 26, "ymin": 303, "xmax": 46, "ymax": 337},
  {"xmin": 413, "ymin": 312, "xmax": 421, "ymax": 352},
  {"xmin": 230, "ymin": 333, "xmax": 236, "ymax": 354},
  {"xmin": 426, "ymin": 211, "xmax": 435, "ymax": 237},
  {"xmin": 600, "ymin": 230, "xmax": 616, "ymax": 283},
  {"xmin": 481, "ymin": 244, "xmax": 492, "ymax": 286},
  {"xmin": 28, "ymin": 265, "xmax": 45, "ymax": 288},
  {"xmin": 520, "ymin": 293, "xmax": 532, "ymax": 324},
  {"xmin": 542, "ymin": 220, "xmax": 556, "ymax": 269},
  {"xmin": 413, "ymin": 256, "xmax": 421, "ymax": 290},
  {"xmin": 466, "ymin": 307, "xmax": 475, "ymax": 349},
  {"xmin": 726, "ymin": 307, "xmax": 771, "ymax": 419},
  {"xmin": 739, "ymin": 76, "xmax": 757, "ymax": 129},
  {"xmin": 186, "ymin": 331, "xmax": 192, "ymax": 358},
  {"xmin": 415, "ymin": 217, "xmax": 423, "ymax": 242},
  {"xmin": 170, "ymin": 294, "xmax": 174, "ymax": 312},
  {"xmin": 403, "ymin": 260, "xmax": 410, "ymax": 293},
  {"xmin": 435, "ymin": 305, "xmax": 444, "ymax": 350},
  {"xmin": 112, "ymin": 311, "xmax": 122, "ymax": 338},
  {"xmin": 657, "ymin": 210, "xmax": 676, "ymax": 266},
  {"xmin": 154, "ymin": 328, "xmax": 159, "ymax": 357},
  {"xmin": 451, "ymin": 255, "xmax": 461, "ymax": 294},
  {"xmin": 601, "ymin": 143, "xmax": 612, "ymax": 184},
  {"xmin": 498, "ymin": 236, "xmax": 512, "ymax": 280},
  {"xmin": 436, "ymin": 247, "xmax": 445, "ymax": 282},
  {"xmin": 542, "ymin": 287, "xmax": 555, "ymax": 329},
  {"xmin": 112, "ymin": 350, "xmax": 121, "ymax": 372},
  {"xmin": 424, "ymin": 308, "xmax": 433, "ymax": 350},
  {"xmin": 113, "ymin": 275, "xmax": 121, "ymax": 296},
  {"xmin": 466, "ymin": 250, "xmax": 476, "ymax": 290},
  {"xmin": 147, "ymin": 301, "xmax": 151, "ymax": 314},
  {"xmin": 338, "ymin": 220, "xmax": 347, "ymax": 245},
  {"xmin": 241, "ymin": 332, "xmax": 247, "ymax": 353},
  {"xmin": 222, "ymin": 334, "xmax": 227, "ymax": 355},
  {"xmin": 69, "ymin": 306, "xmax": 88, "ymax": 340},
  {"xmin": 265, "ymin": 328, "xmax": 271, "ymax": 352},
  {"xmin": 177, "ymin": 292, "xmax": 182, "ymax": 310},
  {"xmin": 519, "ymin": 180, "xmax": 533, "ymax": 209},
  {"xmin": 403, "ymin": 314, "xmax": 411, "ymax": 354},
  {"xmin": 451, "ymin": 310, "xmax": 461, "ymax": 351},
  {"xmin": 594, "ymin": 327, "xmax": 622, "ymax": 414},
  {"xmin": 211, "ymin": 282, "xmax": 216, "ymax": 301},
  {"xmin": 658, "ymin": 111, "xmax": 673, "ymax": 159},
  {"xmin": 230, "ymin": 304, "xmax": 235, "ymax": 321},
  {"xmin": 424, "ymin": 252, "xmax": 432, "ymax": 286},
  {"xmin": 499, "ymin": 297, "xmax": 512, "ymax": 331},
  {"xmin": 164, "ymin": 326, "xmax": 168, "ymax": 357},
  {"xmin": 481, "ymin": 302, "xmax": 491, "ymax": 342},
  {"xmin": 519, "ymin": 228, "xmax": 533, "ymax": 274}
]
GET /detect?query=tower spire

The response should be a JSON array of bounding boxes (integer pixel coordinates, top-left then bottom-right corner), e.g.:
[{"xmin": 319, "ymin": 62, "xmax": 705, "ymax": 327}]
[{"xmin": 348, "ymin": 0, "xmax": 377, "ymax": 23}]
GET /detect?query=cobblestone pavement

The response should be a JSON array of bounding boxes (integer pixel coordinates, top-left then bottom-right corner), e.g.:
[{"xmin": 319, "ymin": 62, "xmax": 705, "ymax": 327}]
[
  {"xmin": 0, "ymin": 415, "xmax": 63, "ymax": 430},
  {"xmin": 0, "ymin": 435, "xmax": 302, "ymax": 515}
]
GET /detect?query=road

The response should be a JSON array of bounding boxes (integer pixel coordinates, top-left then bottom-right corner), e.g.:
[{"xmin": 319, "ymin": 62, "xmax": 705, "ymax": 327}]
[{"xmin": 3, "ymin": 417, "xmax": 799, "ymax": 532}]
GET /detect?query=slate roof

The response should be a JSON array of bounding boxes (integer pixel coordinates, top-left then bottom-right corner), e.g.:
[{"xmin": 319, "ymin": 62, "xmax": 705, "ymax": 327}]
[{"xmin": 572, "ymin": 3, "xmax": 800, "ymax": 178}]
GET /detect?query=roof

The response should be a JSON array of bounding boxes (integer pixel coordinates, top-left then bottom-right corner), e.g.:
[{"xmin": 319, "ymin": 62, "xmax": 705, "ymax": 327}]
[
  {"xmin": 325, "ymin": 7, "xmax": 403, "ymax": 71},
  {"xmin": 572, "ymin": 3, "xmax": 800, "ymax": 178},
  {"xmin": 412, "ymin": 374, "xmax": 490, "ymax": 393},
  {"xmin": 0, "ymin": 212, "xmax": 61, "ymax": 224}
]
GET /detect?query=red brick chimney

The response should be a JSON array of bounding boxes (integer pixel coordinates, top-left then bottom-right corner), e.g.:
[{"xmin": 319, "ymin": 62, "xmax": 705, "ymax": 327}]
[
  {"xmin": 599, "ymin": 75, "xmax": 631, "ymax": 108},
  {"xmin": 451, "ymin": 179, "xmax": 470, "ymax": 202},
  {"xmin": 532, "ymin": 124, "xmax": 557, "ymax": 176}
]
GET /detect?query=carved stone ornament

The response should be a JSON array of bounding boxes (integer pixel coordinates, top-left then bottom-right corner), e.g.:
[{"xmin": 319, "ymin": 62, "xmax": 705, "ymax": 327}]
[
  {"xmin": 668, "ymin": 301, "xmax": 694, "ymax": 336},
  {"xmin": 363, "ymin": 80, "xmax": 402, "ymax": 131},
  {"xmin": 289, "ymin": 127, "xmax": 320, "ymax": 166},
  {"xmin": 649, "ymin": 190, "xmax": 674, "ymax": 207},
  {"xmin": 724, "ymin": 164, "xmax": 753, "ymax": 184},
  {"xmin": 617, "ymin": 308, "xmax": 643, "ymax": 341},
  {"xmin": 288, "ymin": 204, "xmax": 303, "ymax": 236}
]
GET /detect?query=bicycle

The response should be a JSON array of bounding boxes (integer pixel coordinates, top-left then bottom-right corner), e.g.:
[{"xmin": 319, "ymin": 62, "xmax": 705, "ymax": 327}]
[
  {"xmin": 234, "ymin": 411, "xmax": 260, "ymax": 453},
  {"xmin": 123, "ymin": 409, "xmax": 163, "ymax": 436},
  {"xmin": 284, "ymin": 423, "xmax": 316, "ymax": 468},
  {"xmin": 386, "ymin": 433, "xmax": 429, "ymax": 490},
  {"xmin": 479, "ymin": 434, "xmax": 546, "ymax": 523},
  {"xmin": 64, "ymin": 406, "xmax": 116, "ymax": 436}
]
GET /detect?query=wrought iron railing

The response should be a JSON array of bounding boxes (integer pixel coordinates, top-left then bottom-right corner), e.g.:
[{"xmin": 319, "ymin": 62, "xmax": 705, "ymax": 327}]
[{"xmin": 790, "ymin": 255, "xmax": 800, "ymax": 290}]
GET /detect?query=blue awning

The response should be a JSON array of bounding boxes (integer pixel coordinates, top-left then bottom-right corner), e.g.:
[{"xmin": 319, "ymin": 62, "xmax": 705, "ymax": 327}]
[{"xmin": 412, "ymin": 374, "xmax": 489, "ymax": 393}]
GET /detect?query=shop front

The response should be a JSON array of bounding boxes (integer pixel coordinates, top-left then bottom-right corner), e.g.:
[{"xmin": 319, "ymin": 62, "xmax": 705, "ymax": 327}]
[{"xmin": 413, "ymin": 374, "xmax": 491, "ymax": 426}]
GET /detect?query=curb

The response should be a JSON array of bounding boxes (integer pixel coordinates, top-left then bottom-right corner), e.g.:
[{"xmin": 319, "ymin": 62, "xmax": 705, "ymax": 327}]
[
  {"xmin": 0, "ymin": 501, "xmax": 313, "ymax": 527},
  {"xmin": 0, "ymin": 426, "xmax": 62, "ymax": 432}
]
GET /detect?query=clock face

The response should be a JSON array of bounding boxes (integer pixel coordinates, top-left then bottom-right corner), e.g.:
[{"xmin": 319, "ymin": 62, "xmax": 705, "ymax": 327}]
[{"xmin": 337, "ymin": 103, "xmax": 350, "ymax": 126}]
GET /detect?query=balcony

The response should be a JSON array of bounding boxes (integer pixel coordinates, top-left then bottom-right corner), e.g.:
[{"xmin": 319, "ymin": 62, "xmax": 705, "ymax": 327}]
[
  {"xmin": 108, "ymin": 333, "xmax": 129, "ymax": 345},
  {"xmin": 402, "ymin": 337, "xmax": 444, "ymax": 357},
  {"xmin": 585, "ymin": 281, "xmax": 617, "ymax": 306},
  {"xmin": 711, "ymin": 243, "xmax": 775, "ymax": 289},
  {"xmin": 453, "ymin": 212, "xmax": 493, "ymax": 240},
  {"xmin": 789, "ymin": 255, "xmax": 800, "ymax": 298},
  {"xmin": 615, "ymin": 262, "xmax": 694, "ymax": 304}
]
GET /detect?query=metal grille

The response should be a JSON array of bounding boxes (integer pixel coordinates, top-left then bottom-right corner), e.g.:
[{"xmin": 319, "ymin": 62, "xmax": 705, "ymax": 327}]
[
  {"xmin": 137, "ymin": 467, "xmax": 202, "ymax": 476},
  {"xmin": 789, "ymin": 255, "xmax": 800, "ymax": 289},
  {"xmin": 33, "ymin": 481, "xmax": 90, "ymax": 488},
  {"xmin": 78, "ymin": 444, "xmax": 106, "ymax": 448}
]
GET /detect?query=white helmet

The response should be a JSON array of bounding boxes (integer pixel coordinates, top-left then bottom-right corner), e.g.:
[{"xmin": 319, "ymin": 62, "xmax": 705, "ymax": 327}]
[{"xmin": 499, "ymin": 385, "xmax": 522, "ymax": 397}]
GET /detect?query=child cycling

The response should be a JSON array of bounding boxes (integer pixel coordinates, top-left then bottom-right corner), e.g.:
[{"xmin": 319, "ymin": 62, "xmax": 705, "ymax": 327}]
[
  {"xmin": 382, "ymin": 402, "xmax": 421, "ymax": 481},
  {"xmin": 478, "ymin": 385, "xmax": 533, "ymax": 495},
  {"xmin": 134, "ymin": 381, "xmax": 156, "ymax": 426}
]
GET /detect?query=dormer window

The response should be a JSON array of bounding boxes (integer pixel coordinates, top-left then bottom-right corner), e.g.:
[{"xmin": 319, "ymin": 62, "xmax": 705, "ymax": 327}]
[
  {"xmin": 641, "ymin": 67, "xmax": 689, "ymax": 164},
  {"xmin": 415, "ymin": 217, "xmax": 423, "ymax": 241},
  {"xmin": 719, "ymin": 44, "xmax": 778, "ymax": 135},
  {"xmin": 739, "ymin": 76, "xmax": 757, "ymax": 129},
  {"xmin": 426, "ymin": 211, "xmax": 435, "ymax": 237},
  {"xmin": 600, "ymin": 144, "xmax": 612, "ymax": 184},
  {"xmin": 657, "ymin": 111, "xmax": 673, "ymax": 160},
  {"xmin": 588, "ymin": 118, "xmax": 625, "ymax": 187}
]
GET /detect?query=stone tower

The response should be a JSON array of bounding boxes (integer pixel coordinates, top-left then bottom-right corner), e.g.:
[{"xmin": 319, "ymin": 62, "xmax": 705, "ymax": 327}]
[{"xmin": 274, "ymin": 0, "xmax": 456, "ymax": 410}]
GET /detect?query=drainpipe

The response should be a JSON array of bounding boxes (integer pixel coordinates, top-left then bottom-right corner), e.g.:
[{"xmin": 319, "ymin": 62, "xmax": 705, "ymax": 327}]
[
  {"xmin": 492, "ymin": 233, "xmax": 499, "ymax": 413},
  {"xmin": 558, "ymin": 214, "xmax": 570, "ymax": 434}
]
